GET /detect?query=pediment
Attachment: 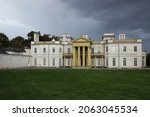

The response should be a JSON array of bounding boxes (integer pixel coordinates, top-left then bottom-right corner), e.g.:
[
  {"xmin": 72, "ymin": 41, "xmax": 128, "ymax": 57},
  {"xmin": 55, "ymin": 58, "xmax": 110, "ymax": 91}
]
[{"xmin": 73, "ymin": 38, "xmax": 91, "ymax": 43}]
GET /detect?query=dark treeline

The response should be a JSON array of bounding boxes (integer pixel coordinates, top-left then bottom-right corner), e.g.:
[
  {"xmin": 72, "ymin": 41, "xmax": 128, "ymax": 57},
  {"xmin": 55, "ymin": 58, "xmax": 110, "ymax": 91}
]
[
  {"xmin": 0, "ymin": 32, "xmax": 31, "ymax": 49},
  {"xmin": 0, "ymin": 31, "xmax": 60, "ymax": 49},
  {"xmin": 146, "ymin": 53, "xmax": 150, "ymax": 67}
]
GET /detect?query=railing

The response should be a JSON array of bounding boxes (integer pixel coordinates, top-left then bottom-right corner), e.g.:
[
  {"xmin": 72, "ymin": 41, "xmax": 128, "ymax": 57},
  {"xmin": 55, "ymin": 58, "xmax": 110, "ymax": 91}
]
[
  {"xmin": 63, "ymin": 53, "xmax": 73, "ymax": 57},
  {"xmin": 63, "ymin": 52, "xmax": 104, "ymax": 57},
  {"xmin": 91, "ymin": 52, "xmax": 104, "ymax": 57}
]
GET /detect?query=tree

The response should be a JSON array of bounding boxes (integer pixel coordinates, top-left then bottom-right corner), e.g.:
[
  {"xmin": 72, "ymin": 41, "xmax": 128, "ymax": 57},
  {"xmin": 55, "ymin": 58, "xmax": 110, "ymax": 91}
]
[
  {"xmin": 42, "ymin": 34, "xmax": 51, "ymax": 41},
  {"xmin": 24, "ymin": 39, "xmax": 31, "ymax": 48},
  {"xmin": 52, "ymin": 35, "xmax": 60, "ymax": 41},
  {"xmin": 10, "ymin": 36, "xmax": 25, "ymax": 48},
  {"xmin": 0, "ymin": 33, "xmax": 9, "ymax": 48},
  {"xmin": 146, "ymin": 53, "xmax": 150, "ymax": 67},
  {"xmin": 27, "ymin": 31, "xmax": 35, "ymax": 41}
]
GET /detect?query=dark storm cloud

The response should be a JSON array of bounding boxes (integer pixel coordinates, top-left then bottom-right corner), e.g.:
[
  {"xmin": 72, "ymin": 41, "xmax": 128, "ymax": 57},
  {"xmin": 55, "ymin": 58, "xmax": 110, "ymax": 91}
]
[
  {"xmin": 62, "ymin": 0, "xmax": 149, "ymax": 31},
  {"xmin": 0, "ymin": 0, "xmax": 150, "ymax": 51},
  {"xmin": 62, "ymin": 0, "xmax": 150, "ymax": 51}
]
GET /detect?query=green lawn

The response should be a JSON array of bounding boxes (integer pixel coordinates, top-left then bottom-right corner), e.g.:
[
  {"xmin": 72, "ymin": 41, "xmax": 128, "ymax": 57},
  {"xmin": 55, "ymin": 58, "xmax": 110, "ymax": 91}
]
[{"xmin": 0, "ymin": 69, "xmax": 150, "ymax": 100}]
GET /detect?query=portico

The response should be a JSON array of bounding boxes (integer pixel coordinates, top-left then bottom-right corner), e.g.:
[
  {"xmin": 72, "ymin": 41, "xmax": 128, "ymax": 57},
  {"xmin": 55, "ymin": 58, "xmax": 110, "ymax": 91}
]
[{"xmin": 72, "ymin": 38, "xmax": 91, "ymax": 67}]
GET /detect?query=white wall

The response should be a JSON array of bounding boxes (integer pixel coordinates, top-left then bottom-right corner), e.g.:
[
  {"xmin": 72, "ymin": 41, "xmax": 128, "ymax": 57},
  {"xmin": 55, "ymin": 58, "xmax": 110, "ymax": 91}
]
[
  {"xmin": 63, "ymin": 45, "xmax": 72, "ymax": 53},
  {"xmin": 106, "ymin": 42, "xmax": 143, "ymax": 68},
  {"xmin": 31, "ymin": 44, "xmax": 63, "ymax": 67},
  {"xmin": 91, "ymin": 44, "xmax": 104, "ymax": 53},
  {"xmin": 0, "ymin": 54, "xmax": 31, "ymax": 68},
  {"xmin": 31, "ymin": 45, "xmax": 49, "ymax": 67},
  {"xmin": 49, "ymin": 44, "xmax": 63, "ymax": 67},
  {"xmin": 30, "ymin": 38, "xmax": 145, "ymax": 68}
]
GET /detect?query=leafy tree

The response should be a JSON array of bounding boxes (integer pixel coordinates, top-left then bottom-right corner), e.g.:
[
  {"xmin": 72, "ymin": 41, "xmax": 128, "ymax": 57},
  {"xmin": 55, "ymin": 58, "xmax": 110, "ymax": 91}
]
[
  {"xmin": 27, "ymin": 31, "xmax": 35, "ymax": 41},
  {"xmin": 52, "ymin": 35, "xmax": 60, "ymax": 41},
  {"xmin": 0, "ymin": 33, "xmax": 9, "ymax": 48},
  {"xmin": 10, "ymin": 36, "xmax": 25, "ymax": 48},
  {"xmin": 146, "ymin": 53, "xmax": 150, "ymax": 67},
  {"xmin": 42, "ymin": 34, "xmax": 51, "ymax": 41},
  {"xmin": 24, "ymin": 39, "xmax": 31, "ymax": 48}
]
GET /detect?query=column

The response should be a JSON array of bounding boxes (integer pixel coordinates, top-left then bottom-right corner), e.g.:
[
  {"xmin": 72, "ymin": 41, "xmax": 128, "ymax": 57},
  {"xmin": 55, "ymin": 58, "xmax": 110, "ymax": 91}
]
[
  {"xmin": 78, "ymin": 46, "xmax": 81, "ymax": 66},
  {"xmin": 94, "ymin": 56, "xmax": 96, "ymax": 67},
  {"xmin": 64, "ymin": 57, "xmax": 66, "ymax": 67},
  {"xmin": 88, "ymin": 46, "xmax": 91, "ymax": 67},
  {"xmin": 82, "ymin": 46, "xmax": 85, "ymax": 66},
  {"xmin": 70, "ymin": 57, "xmax": 72, "ymax": 67},
  {"xmin": 102, "ymin": 56, "xmax": 104, "ymax": 67},
  {"xmin": 73, "ymin": 46, "xmax": 76, "ymax": 67},
  {"xmin": 144, "ymin": 56, "xmax": 146, "ymax": 67}
]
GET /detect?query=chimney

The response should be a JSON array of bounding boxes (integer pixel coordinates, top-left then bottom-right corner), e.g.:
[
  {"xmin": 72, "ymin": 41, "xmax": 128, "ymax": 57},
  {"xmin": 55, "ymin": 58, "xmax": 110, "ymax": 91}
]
[
  {"xmin": 119, "ymin": 34, "xmax": 126, "ymax": 40},
  {"xmin": 82, "ymin": 35, "xmax": 89, "ymax": 39},
  {"xmin": 34, "ymin": 32, "xmax": 40, "ymax": 42}
]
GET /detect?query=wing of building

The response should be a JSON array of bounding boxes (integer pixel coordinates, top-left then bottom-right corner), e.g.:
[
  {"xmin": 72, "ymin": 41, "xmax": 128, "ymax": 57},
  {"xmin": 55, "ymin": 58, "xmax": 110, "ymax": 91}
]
[{"xmin": 30, "ymin": 33, "xmax": 146, "ymax": 68}]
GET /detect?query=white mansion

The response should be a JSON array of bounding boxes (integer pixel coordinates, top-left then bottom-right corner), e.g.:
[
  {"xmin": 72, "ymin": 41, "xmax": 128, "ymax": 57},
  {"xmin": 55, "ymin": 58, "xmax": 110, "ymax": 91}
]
[{"xmin": 30, "ymin": 33, "xmax": 146, "ymax": 68}]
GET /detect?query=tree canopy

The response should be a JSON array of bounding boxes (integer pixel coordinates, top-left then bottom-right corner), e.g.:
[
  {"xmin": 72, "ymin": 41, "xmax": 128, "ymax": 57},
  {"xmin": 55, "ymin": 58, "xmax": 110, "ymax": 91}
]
[
  {"xmin": 146, "ymin": 53, "xmax": 150, "ymax": 67},
  {"xmin": 27, "ymin": 31, "xmax": 34, "ymax": 41},
  {"xmin": 10, "ymin": 36, "xmax": 25, "ymax": 48},
  {"xmin": 0, "ymin": 33, "xmax": 9, "ymax": 48}
]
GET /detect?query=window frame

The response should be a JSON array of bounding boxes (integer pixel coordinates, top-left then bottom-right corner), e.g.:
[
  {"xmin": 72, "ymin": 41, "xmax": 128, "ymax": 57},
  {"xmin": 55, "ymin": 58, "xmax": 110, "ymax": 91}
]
[
  {"xmin": 43, "ymin": 48, "xmax": 46, "ymax": 53},
  {"xmin": 123, "ymin": 46, "xmax": 126, "ymax": 52},
  {"xmin": 91, "ymin": 48, "xmax": 94, "ymax": 54},
  {"xmin": 52, "ymin": 58, "xmax": 55, "ymax": 66},
  {"xmin": 43, "ymin": 58, "xmax": 46, "ymax": 66},
  {"xmin": 113, "ymin": 58, "xmax": 116, "ymax": 66},
  {"xmin": 52, "ymin": 47, "xmax": 55, "ymax": 53},
  {"xmin": 123, "ymin": 58, "xmax": 126, "ymax": 66},
  {"xmin": 134, "ymin": 46, "xmax": 137, "ymax": 52},
  {"xmin": 106, "ymin": 46, "xmax": 108, "ymax": 52},
  {"xmin": 34, "ymin": 48, "xmax": 37, "ymax": 53},
  {"xmin": 59, "ymin": 47, "xmax": 62, "ymax": 53},
  {"xmin": 68, "ymin": 48, "xmax": 71, "ymax": 54},
  {"xmin": 134, "ymin": 58, "xmax": 137, "ymax": 66},
  {"xmin": 34, "ymin": 58, "xmax": 37, "ymax": 66}
]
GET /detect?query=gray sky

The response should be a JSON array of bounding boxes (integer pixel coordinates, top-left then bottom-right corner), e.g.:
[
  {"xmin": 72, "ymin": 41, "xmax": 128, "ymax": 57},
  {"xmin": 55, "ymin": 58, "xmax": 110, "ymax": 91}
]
[{"xmin": 0, "ymin": 0, "xmax": 150, "ymax": 52}]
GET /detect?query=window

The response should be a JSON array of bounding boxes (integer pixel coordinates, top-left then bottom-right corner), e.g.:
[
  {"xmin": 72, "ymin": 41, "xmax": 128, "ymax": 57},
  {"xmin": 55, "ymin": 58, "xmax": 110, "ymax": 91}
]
[
  {"xmin": 59, "ymin": 47, "xmax": 62, "ymax": 53},
  {"xmin": 52, "ymin": 48, "xmax": 55, "ymax": 53},
  {"xmin": 68, "ymin": 48, "xmax": 71, "ymax": 54},
  {"xmin": 123, "ymin": 58, "xmax": 126, "ymax": 66},
  {"xmin": 34, "ymin": 48, "xmax": 37, "ymax": 53},
  {"xmin": 134, "ymin": 58, "xmax": 137, "ymax": 66},
  {"xmin": 59, "ymin": 58, "xmax": 62, "ymax": 66},
  {"xmin": 67, "ymin": 58, "xmax": 70, "ymax": 66},
  {"xmin": 98, "ymin": 58, "xmax": 100, "ymax": 66},
  {"xmin": 106, "ymin": 58, "xmax": 108, "ymax": 66},
  {"xmin": 34, "ymin": 58, "xmax": 37, "ymax": 66},
  {"xmin": 113, "ymin": 58, "xmax": 116, "ymax": 66},
  {"xmin": 142, "ymin": 57, "xmax": 145, "ymax": 67},
  {"xmin": 52, "ymin": 58, "xmax": 55, "ymax": 66},
  {"xmin": 43, "ymin": 58, "xmax": 46, "ymax": 66},
  {"xmin": 106, "ymin": 47, "xmax": 108, "ymax": 52},
  {"xmin": 91, "ymin": 48, "xmax": 94, "ymax": 54},
  {"xmin": 43, "ymin": 48, "xmax": 46, "ymax": 53},
  {"xmin": 112, "ymin": 47, "xmax": 115, "ymax": 53},
  {"xmin": 134, "ymin": 46, "xmax": 137, "ymax": 52},
  {"xmin": 123, "ymin": 46, "xmax": 126, "ymax": 52},
  {"xmin": 91, "ymin": 58, "xmax": 94, "ymax": 66},
  {"xmin": 97, "ymin": 48, "xmax": 100, "ymax": 53}
]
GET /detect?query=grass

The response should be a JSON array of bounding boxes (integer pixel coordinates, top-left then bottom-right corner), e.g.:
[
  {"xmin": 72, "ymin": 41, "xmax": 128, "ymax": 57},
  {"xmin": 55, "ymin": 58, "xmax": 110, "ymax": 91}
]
[{"xmin": 0, "ymin": 68, "xmax": 150, "ymax": 100}]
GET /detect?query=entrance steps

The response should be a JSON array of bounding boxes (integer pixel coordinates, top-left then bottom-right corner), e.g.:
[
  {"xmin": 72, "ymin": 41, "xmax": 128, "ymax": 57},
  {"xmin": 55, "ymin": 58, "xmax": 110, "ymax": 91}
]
[{"xmin": 72, "ymin": 67, "xmax": 91, "ymax": 69}]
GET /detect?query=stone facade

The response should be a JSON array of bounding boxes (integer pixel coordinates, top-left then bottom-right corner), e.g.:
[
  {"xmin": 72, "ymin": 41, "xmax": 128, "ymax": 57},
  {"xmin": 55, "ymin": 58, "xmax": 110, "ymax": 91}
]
[{"xmin": 30, "ymin": 33, "xmax": 146, "ymax": 68}]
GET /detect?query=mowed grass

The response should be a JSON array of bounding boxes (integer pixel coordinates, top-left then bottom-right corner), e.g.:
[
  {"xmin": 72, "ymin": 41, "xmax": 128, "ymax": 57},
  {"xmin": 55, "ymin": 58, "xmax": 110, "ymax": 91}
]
[{"xmin": 0, "ymin": 69, "xmax": 150, "ymax": 100}]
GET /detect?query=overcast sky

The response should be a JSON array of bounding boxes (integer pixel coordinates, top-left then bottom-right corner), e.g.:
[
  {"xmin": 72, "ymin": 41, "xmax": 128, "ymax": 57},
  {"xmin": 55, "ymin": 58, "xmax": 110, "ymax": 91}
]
[{"xmin": 0, "ymin": 0, "xmax": 150, "ymax": 52}]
